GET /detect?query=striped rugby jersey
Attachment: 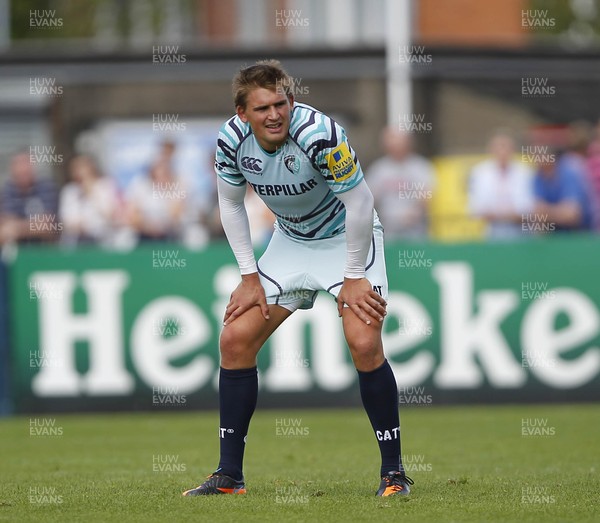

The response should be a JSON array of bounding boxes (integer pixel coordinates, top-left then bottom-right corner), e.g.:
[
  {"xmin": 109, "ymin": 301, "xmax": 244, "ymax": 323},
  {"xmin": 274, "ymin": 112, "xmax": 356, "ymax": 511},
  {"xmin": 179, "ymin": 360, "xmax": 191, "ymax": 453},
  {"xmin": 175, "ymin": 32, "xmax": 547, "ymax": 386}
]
[{"xmin": 215, "ymin": 102, "xmax": 381, "ymax": 240}]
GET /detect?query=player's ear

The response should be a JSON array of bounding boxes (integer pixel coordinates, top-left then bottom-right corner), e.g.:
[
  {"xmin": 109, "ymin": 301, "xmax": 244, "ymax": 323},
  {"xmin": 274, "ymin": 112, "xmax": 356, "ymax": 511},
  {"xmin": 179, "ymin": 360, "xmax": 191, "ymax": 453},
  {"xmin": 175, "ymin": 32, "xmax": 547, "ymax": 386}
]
[
  {"xmin": 288, "ymin": 94, "xmax": 294, "ymax": 110},
  {"xmin": 236, "ymin": 105, "xmax": 248, "ymax": 123}
]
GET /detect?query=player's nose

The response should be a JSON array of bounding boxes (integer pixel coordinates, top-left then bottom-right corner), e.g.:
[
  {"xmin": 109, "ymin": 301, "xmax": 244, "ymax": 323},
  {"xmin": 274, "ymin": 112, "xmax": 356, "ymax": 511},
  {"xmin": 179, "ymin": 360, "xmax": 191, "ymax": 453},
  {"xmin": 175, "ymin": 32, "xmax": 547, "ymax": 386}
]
[{"xmin": 267, "ymin": 106, "xmax": 279, "ymax": 120}]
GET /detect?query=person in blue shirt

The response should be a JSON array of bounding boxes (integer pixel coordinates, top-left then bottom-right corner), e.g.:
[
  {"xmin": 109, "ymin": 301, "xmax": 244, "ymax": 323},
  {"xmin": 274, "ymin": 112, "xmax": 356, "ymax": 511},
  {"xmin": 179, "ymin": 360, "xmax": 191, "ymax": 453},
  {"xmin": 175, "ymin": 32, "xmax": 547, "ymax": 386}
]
[
  {"xmin": 532, "ymin": 152, "xmax": 593, "ymax": 232},
  {"xmin": 1, "ymin": 152, "xmax": 58, "ymax": 244}
]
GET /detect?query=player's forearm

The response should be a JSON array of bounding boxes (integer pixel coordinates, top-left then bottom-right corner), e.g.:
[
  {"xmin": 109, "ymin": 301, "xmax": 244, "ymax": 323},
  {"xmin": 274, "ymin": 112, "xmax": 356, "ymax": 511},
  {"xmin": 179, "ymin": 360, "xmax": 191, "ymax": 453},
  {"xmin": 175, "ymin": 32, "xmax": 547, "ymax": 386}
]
[
  {"xmin": 336, "ymin": 180, "xmax": 375, "ymax": 279},
  {"xmin": 217, "ymin": 178, "xmax": 257, "ymax": 274}
]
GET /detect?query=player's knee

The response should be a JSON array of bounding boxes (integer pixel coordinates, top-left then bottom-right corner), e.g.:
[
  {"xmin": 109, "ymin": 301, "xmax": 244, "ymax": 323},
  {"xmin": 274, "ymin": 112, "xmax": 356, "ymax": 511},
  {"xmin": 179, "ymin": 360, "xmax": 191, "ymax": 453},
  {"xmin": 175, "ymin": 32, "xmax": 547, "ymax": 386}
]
[
  {"xmin": 219, "ymin": 326, "xmax": 242, "ymax": 357},
  {"xmin": 219, "ymin": 324, "xmax": 256, "ymax": 363},
  {"xmin": 348, "ymin": 337, "xmax": 379, "ymax": 360},
  {"xmin": 351, "ymin": 345, "xmax": 384, "ymax": 371}
]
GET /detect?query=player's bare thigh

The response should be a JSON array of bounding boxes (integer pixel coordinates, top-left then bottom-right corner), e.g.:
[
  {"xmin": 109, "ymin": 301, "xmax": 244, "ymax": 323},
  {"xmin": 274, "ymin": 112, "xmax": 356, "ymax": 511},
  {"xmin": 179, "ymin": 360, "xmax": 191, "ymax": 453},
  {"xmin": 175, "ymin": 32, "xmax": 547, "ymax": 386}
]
[
  {"xmin": 342, "ymin": 307, "xmax": 385, "ymax": 372},
  {"xmin": 220, "ymin": 304, "xmax": 293, "ymax": 369}
]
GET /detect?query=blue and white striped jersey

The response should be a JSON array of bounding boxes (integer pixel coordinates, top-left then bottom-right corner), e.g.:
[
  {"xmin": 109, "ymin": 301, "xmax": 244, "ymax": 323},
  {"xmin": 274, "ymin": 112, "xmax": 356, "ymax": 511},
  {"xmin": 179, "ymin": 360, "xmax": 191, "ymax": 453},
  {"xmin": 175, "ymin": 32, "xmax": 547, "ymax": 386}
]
[{"xmin": 215, "ymin": 102, "xmax": 381, "ymax": 240}]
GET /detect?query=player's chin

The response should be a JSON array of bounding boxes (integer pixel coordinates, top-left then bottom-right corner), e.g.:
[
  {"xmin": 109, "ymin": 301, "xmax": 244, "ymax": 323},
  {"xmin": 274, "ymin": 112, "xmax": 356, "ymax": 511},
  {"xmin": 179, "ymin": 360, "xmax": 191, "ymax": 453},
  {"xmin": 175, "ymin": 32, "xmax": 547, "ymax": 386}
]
[
  {"xmin": 262, "ymin": 134, "xmax": 287, "ymax": 149},
  {"xmin": 264, "ymin": 128, "xmax": 285, "ymax": 141}
]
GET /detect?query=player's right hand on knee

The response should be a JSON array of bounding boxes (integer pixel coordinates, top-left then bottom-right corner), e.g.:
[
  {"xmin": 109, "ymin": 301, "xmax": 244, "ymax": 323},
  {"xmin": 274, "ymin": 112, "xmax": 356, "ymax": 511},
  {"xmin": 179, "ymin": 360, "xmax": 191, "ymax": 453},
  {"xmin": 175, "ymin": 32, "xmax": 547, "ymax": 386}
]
[
  {"xmin": 223, "ymin": 272, "xmax": 270, "ymax": 326},
  {"xmin": 337, "ymin": 277, "xmax": 387, "ymax": 325}
]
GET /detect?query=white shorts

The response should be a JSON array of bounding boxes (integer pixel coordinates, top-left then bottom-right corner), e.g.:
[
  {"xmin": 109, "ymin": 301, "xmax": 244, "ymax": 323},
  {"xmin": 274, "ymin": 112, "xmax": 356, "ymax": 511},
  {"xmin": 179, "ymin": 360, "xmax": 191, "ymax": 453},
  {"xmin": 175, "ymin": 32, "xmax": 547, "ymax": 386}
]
[{"xmin": 257, "ymin": 227, "xmax": 388, "ymax": 312}]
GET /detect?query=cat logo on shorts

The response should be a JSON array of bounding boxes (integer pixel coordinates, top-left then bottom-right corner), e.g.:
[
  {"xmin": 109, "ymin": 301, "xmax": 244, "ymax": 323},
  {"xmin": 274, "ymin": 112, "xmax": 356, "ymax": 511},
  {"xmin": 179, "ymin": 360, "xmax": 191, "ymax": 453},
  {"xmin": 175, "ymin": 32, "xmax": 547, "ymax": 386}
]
[{"xmin": 327, "ymin": 142, "xmax": 357, "ymax": 182}]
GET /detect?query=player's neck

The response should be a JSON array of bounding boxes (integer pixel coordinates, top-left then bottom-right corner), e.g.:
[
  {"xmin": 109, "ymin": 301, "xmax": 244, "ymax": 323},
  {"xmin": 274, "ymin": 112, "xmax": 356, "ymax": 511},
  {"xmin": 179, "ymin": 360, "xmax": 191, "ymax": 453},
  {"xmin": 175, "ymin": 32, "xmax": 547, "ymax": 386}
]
[{"xmin": 255, "ymin": 137, "xmax": 286, "ymax": 154}]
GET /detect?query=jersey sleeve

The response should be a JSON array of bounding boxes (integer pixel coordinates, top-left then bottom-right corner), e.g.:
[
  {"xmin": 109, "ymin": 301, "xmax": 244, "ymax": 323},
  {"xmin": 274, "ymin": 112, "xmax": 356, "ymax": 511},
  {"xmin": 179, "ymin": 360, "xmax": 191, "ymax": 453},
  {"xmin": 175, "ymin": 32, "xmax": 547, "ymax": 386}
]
[
  {"xmin": 214, "ymin": 118, "xmax": 246, "ymax": 187},
  {"xmin": 303, "ymin": 113, "xmax": 364, "ymax": 194}
]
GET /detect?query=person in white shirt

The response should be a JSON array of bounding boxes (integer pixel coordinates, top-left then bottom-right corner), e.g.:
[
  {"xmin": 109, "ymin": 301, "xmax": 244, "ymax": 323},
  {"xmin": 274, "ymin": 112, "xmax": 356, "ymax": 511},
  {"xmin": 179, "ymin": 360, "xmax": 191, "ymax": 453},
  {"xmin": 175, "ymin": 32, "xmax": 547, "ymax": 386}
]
[
  {"xmin": 59, "ymin": 155, "xmax": 118, "ymax": 246},
  {"xmin": 367, "ymin": 129, "xmax": 435, "ymax": 240},
  {"xmin": 469, "ymin": 131, "xmax": 534, "ymax": 239},
  {"xmin": 125, "ymin": 159, "xmax": 187, "ymax": 242}
]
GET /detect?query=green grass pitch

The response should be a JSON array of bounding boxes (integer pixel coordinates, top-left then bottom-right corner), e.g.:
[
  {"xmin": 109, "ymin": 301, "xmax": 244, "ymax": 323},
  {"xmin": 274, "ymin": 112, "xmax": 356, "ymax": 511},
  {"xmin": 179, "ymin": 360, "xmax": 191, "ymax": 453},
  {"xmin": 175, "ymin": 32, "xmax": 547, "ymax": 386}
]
[{"xmin": 1, "ymin": 404, "xmax": 599, "ymax": 522}]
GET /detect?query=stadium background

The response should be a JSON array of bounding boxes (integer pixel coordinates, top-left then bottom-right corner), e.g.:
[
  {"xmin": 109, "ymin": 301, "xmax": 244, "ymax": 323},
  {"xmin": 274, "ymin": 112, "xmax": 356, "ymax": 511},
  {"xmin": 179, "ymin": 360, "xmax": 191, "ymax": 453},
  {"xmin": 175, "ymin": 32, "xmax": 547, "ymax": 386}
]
[
  {"xmin": 1, "ymin": 2, "xmax": 600, "ymax": 522},
  {"xmin": 1, "ymin": 0, "xmax": 599, "ymax": 414}
]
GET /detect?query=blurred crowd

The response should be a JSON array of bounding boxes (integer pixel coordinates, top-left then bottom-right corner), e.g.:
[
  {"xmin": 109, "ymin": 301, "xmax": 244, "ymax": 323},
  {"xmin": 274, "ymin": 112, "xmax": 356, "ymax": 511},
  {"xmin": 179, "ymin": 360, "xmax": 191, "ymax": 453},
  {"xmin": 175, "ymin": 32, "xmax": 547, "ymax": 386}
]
[
  {"xmin": 0, "ymin": 140, "xmax": 226, "ymax": 251},
  {"xmin": 467, "ymin": 122, "xmax": 599, "ymax": 239},
  {"xmin": 1, "ymin": 121, "xmax": 599, "ymax": 251},
  {"xmin": 368, "ymin": 119, "xmax": 600, "ymax": 241}
]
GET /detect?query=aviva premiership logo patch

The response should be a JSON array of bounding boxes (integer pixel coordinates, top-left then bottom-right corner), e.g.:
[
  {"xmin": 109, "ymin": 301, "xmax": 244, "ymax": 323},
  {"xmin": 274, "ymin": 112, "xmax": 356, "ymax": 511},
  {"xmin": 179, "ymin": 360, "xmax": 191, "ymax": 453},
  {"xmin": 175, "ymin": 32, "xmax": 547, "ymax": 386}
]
[{"xmin": 327, "ymin": 142, "xmax": 357, "ymax": 182}]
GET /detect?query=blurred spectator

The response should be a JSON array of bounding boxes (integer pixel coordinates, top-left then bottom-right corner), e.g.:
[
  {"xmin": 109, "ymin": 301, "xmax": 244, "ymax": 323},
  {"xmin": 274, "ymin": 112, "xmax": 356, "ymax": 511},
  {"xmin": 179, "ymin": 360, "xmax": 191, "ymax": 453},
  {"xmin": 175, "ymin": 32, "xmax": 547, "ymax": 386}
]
[
  {"xmin": 124, "ymin": 158, "xmax": 188, "ymax": 242},
  {"xmin": 588, "ymin": 120, "xmax": 600, "ymax": 229},
  {"xmin": 157, "ymin": 139, "xmax": 176, "ymax": 166},
  {"xmin": 469, "ymin": 131, "xmax": 534, "ymax": 239},
  {"xmin": 367, "ymin": 128, "xmax": 435, "ymax": 239},
  {"xmin": 532, "ymin": 151, "xmax": 594, "ymax": 232},
  {"xmin": 0, "ymin": 152, "xmax": 59, "ymax": 245},
  {"xmin": 561, "ymin": 120, "xmax": 592, "ymax": 181},
  {"xmin": 150, "ymin": 139, "xmax": 212, "ymax": 248},
  {"xmin": 59, "ymin": 155, "xmax": 119, "ymax": 247}
]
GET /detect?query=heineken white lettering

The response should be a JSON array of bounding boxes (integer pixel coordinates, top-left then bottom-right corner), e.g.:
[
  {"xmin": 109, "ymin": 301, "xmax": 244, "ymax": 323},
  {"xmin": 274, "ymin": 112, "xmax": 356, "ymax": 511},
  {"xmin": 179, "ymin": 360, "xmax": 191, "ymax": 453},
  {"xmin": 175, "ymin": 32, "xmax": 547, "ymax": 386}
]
[
  {"xmin": 24, "ymin": 254, "xmax": 600, "ymax": 402},
  {"xmin": 132, "ymin": 297, "xmax": 213, "ymax": 393},
  {"xmin": 432, "ymin": 263, "xmax": 526, "ymax": 388},
  {"xmin": 31, "ymin": 271, "xmax": 134, "ymax": 396}
]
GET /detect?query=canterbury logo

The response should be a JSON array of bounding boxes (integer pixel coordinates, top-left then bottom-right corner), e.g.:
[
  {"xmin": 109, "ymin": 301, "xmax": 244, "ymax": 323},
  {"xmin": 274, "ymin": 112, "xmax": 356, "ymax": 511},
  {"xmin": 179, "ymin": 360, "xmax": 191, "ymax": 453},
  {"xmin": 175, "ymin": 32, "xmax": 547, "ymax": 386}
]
[{"xmin": 240, "ymin": 156, "xmax": 263, "ymax": 173}]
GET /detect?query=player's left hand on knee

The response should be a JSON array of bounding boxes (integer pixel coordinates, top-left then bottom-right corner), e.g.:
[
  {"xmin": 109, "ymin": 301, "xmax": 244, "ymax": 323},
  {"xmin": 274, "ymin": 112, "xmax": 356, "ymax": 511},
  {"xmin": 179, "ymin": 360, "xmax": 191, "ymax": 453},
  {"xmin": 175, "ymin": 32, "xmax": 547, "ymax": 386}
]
[
  {"xmin": 337, "ymin": 277, "xmax": 387, "ymax": 325},
  {"xmin": 223, "ymin": 272, "xmax": 270, "ymax": 325}
]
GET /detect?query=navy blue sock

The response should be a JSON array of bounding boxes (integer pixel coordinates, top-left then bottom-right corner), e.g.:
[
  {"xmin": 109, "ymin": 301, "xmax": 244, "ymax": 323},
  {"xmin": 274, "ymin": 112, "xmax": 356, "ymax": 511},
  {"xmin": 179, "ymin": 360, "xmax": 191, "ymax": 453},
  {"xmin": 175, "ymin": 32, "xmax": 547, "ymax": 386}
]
[
  {"xmin": 216, "ymin": 366, "xmax": 258, "ymax": 481},
  {"xmin": 357, "ymin": 359, "xmax": 404, "ymax": 477}
]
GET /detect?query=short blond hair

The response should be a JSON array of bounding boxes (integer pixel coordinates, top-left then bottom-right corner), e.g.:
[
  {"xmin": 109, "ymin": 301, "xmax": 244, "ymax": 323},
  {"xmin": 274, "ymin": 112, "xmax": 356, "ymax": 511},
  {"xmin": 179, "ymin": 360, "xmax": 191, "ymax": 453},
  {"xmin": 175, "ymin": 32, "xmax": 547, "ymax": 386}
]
[{"xmin": 232, "ymin": 59, "xmax": 294, "ymax": 109}]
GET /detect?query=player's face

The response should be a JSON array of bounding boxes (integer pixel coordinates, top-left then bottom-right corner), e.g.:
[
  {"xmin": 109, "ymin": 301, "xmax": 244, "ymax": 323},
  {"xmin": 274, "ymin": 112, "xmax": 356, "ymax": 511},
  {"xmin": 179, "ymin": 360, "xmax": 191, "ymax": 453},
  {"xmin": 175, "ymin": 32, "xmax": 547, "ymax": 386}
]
[{"xmin": 237, "ymin": 87, "xmax": 294, "ymax": 153}]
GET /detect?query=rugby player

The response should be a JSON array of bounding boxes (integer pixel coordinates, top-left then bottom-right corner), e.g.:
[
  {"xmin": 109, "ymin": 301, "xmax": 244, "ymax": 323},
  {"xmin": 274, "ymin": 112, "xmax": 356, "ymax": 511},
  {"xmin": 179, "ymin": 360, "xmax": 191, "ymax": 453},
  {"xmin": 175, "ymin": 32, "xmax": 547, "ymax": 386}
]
[{"xmin": 183, "ymin": 60, "xmax": 413, "ymax": 497}]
